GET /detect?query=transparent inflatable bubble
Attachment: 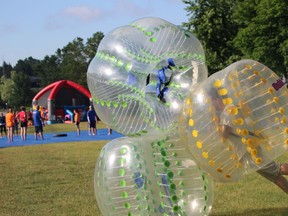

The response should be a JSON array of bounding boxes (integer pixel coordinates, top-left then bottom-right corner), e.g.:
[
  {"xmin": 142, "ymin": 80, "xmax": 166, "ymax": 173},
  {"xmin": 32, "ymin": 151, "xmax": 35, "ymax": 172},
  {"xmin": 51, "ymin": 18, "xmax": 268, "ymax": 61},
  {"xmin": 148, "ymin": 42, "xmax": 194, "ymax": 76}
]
[
  {"xmin": 94, "ymin": 130, "xmax": 214, "ymax": 216},
  {"xmin": 180, "ymin": 59, "xmax": 288, "ymax": 182},
  {"xmin": 87, "ymin": 17, "xmax": 208, "ymax": 136}
]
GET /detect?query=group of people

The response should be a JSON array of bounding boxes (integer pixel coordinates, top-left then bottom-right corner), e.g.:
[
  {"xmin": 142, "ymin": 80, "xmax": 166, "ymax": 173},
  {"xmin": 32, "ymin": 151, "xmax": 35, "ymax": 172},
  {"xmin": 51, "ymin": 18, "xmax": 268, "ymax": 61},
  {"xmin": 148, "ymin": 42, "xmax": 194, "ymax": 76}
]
[
  {"xmin": 0, "ymin": 105, "xmax": 46, "ymax": 142},
  {"xmin": 73, "ymin": 105, "xmax": 112, "ymax": 136},
  {"xmin": 1, "ymin": 105, "xmax": 111, "ymax": 141}
]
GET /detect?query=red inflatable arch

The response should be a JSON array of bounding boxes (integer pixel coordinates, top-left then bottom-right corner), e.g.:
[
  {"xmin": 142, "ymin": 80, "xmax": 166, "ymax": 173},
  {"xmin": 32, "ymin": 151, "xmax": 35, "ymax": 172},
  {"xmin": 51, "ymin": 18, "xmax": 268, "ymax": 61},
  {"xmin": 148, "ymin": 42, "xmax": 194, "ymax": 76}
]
[{"xmin": 32, "ymin": 80, "xmax": 92, "ymax": 123}]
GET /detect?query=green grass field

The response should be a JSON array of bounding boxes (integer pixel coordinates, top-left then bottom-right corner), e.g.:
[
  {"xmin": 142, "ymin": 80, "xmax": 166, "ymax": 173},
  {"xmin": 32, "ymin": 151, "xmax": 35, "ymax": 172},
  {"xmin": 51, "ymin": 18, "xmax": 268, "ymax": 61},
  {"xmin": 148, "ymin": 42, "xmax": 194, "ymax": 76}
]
[{"xmin": 1, "ymin": 123, "xmax": 288, "ymax": 216}]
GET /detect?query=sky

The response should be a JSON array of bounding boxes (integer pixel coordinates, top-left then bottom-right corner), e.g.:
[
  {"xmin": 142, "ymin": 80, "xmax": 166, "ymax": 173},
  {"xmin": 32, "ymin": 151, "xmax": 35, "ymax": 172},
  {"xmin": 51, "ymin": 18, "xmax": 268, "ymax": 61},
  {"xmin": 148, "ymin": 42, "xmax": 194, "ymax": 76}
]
[{"xmin": 0, "ymin": 0, "xmax": 188, "ymax": 67}]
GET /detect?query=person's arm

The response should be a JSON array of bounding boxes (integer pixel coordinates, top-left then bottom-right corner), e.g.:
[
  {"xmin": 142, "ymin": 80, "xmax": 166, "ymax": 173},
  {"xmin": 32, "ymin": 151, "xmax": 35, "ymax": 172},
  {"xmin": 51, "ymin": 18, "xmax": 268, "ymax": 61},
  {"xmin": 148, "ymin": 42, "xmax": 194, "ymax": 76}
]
[
  {"xmin": 87, "ymin": 111, "xmax": 90, "ymax": 123},
  {"xmin": 221, "ymin": 124, "xmax": 233, "ymax": 139}
]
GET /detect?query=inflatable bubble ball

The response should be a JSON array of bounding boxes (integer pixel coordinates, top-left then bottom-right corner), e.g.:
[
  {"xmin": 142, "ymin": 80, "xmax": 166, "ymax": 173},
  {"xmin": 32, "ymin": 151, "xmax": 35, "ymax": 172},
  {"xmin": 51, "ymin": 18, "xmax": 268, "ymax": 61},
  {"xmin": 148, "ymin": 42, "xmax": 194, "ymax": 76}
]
[
  {"xmin": 87, "ymin": 17, "xmax": 208, "ymax": 136},
  {"xmin": 179, "ymin": 59, "xmax": 288, "ymax": 182},
  {"xmin": 94, "ymin": 131, "xmax": 214, "ymax": 215}
]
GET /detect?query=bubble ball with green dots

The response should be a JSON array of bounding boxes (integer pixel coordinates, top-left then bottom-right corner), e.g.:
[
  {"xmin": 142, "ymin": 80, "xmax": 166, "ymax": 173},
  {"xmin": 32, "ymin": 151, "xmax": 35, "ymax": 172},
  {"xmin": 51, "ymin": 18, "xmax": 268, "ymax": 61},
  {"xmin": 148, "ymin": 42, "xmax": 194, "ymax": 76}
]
[
  {"xmin": 94, "ymin": 131, "xmax": 214, "ymax": 216},
  {"xmin": 179, "ymin": 59, "xmax": 288, "ymax": 182},
  {"xmin": 87, "ymin": 17, "xmax": 208, "ymax": 137}
]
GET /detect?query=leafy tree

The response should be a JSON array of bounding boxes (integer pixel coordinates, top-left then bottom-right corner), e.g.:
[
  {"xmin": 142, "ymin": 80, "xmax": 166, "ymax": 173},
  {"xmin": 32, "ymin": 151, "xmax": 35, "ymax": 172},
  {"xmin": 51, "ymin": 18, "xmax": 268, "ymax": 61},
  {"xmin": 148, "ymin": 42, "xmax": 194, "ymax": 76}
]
[
  {"xmin": 182, "ymin": 0, "xmax": 241, "ymax": 74},
  {"xmin": 85, "ymin": 32, "xmax": 104, "ymax": 64},
  {"xmin": 35, "ymin": 55, "xmax": 62, "ymax": 87},
  {"xmin": 0, "ymin": 75, "xmax": 14, "ymax": 105},
  {"xmin": 56, "ymin": 37, "xmax": 89, "ymax": 87},
  {"xmin": 0, "ymin": 61, "xmax": 13, "ymax": 78},
  {"xmin": 233, "ymin": 0, "xmax": 288, "ymax": 76},
  {"xmin": 10, "ymin": 71, "xmax": 34, "ymax": 107},
  {"xmin": 182, "ymin": 0, "xmax": 288, "ymax": 77},
  {"xmin": 14, "ymin": 57, "xmax": 41, "ymax": 76}
]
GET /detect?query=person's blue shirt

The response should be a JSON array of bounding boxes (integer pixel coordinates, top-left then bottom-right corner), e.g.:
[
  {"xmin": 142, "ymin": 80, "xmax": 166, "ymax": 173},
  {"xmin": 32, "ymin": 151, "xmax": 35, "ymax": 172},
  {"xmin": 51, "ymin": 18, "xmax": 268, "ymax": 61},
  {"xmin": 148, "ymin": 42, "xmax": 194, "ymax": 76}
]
[
  {"xmin": 156, "ymin": 66, "xmax": 169, "ymax": 97},
  {"xmin": 33, "ymin": 109, "xmax": 42, "ymax": 126},
  {"xmin": 87, "ymin": 109, "xmax": 97, "ymax": 123},
  {"xmin": 155, "ymin": 58, "xmax": 175, "ymax": 103}
]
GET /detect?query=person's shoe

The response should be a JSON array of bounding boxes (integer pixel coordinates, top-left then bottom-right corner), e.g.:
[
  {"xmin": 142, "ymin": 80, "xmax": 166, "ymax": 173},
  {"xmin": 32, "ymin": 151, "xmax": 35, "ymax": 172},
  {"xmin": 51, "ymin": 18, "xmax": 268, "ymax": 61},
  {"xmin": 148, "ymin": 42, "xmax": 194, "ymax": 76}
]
[{"xmin": 157, "ymin": 94, "xmax": 166, "ymax": 103}]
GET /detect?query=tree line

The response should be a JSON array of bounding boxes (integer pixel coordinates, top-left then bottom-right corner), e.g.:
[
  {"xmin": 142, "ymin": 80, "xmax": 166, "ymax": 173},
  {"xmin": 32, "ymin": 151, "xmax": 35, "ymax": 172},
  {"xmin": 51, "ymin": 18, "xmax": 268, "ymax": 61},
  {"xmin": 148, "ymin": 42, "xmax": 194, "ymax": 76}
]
[
  {"xmin": 0, "ymin": 0, "xmax": 287, "ymax": 108},
  {"xmin": 0, "ymin": 32, "xmax": 104, "ymax": 109},
  {"xmin": 182, "ymin": 0, "xmax": 288, "ymax": 75}
]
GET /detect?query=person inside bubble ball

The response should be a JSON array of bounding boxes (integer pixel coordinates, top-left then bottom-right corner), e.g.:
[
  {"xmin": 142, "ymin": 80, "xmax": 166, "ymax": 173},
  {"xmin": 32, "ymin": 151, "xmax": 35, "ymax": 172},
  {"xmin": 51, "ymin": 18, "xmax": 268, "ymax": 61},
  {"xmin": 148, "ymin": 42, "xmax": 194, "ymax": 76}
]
[
  {"xmin": 156, "ymin": 58, "xmax": 176, "ymax": 103},
  {"xmin": 209, "ymin": 87, "xmax": 288, "ymax": 194}
]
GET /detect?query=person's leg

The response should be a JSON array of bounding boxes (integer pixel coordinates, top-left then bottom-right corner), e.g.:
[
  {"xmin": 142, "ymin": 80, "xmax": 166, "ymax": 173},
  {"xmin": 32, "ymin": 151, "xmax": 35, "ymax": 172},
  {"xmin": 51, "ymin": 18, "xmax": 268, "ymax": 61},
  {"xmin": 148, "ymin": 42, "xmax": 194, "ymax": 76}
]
[
  {"xmin": 39, "ymin": 126, "xmax": 44, "ymax": 140},
  {"xmin": 21, "ymin": 126, "xmax": 26, "ymax": 140},
  {"xmin": 90, "ymin": 122, "xmax": 96, "ymax": 135},
  {"xmin": 274, "ymin": 163, "xmax": 288, "ymax": 193},
  {"xmin": 265, "ymin": 163, "xmax": 288, "ymax": 194},
  {"xmin": 8, "ymin": 127, "xmax": 13, "ymax": 142},
  {"xmin": 11, "ymin": 127, "xmax": 14, "ymax": 141},
  {"xmin": 88, "ymin": 123, "xmax": 91, "ymax": 135},
  {"xmin": 24, "ymin": 126, "xmax": 27, "ymax": 140},
  {"xmin": 8, "ymin": 127, "xmax": 11, "ymax": 141},
  {"xmin": 107, "ymin": 128, "xmax": 112, "ymax": 135},
  {"xmin": 34, "ymin": 126, "xmax": 38, "ymax": 140},
  {"xmin": 257, "ymin": 161, "xmax": 288, "ymax": 194},
  {"xmin": 76, "ymin": 124, "xmax": 80, "ymax": 136},
  {"xmin": 20, "ymin": 126, "xmax": 23, "ymax": 140},
  {"xmin": 274, "ymin": 175, "xmax": 288, "ymax": 194},
  {"xmin": 7, "ymin": 127, "xmax": 10, "ymax": 141}
]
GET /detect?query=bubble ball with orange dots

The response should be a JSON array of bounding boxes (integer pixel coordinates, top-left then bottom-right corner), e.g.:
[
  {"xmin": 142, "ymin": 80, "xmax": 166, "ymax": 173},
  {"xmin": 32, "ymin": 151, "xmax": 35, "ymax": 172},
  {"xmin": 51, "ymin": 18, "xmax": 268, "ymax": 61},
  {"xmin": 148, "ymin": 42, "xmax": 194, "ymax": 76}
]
[{"xmin": 179, "ymin": 59, "xmax": 288, "ymax": 182}]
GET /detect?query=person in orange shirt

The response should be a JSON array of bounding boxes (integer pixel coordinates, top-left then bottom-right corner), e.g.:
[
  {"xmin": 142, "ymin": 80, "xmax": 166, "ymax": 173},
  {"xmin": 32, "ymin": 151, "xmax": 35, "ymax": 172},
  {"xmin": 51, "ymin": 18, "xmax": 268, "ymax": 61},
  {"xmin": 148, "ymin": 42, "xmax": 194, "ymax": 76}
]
[
  {"xmin": 6, "ymin": 108, "xmax": 14, "ymax": 142},
  {"xmin": 74, "ymin": 109, "xmax": 80, "ymax": 136}
]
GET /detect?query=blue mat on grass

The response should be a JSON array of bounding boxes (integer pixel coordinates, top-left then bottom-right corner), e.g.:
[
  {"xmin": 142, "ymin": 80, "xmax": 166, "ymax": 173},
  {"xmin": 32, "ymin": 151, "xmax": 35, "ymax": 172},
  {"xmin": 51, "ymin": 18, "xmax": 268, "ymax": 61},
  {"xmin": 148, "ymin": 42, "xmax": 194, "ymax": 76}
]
[{"xmin": 0, "ymin": 129, "xmax": 124, "ymax": 148}]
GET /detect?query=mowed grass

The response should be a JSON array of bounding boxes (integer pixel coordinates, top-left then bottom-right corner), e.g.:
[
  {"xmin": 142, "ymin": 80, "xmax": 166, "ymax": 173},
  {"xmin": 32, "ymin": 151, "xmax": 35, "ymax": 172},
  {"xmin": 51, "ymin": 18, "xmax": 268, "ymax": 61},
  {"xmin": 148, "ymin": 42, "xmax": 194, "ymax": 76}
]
[
  {"xmin": 212, "ymin": 152, "xmax": 288, "ymax": 216},
  {"xmin": 1, "ymin": 123, "xmax": 288, "ymax": 216},
  {"xmin": 0, "ymin": 141, "xmax": 105, "ymax": 216}
]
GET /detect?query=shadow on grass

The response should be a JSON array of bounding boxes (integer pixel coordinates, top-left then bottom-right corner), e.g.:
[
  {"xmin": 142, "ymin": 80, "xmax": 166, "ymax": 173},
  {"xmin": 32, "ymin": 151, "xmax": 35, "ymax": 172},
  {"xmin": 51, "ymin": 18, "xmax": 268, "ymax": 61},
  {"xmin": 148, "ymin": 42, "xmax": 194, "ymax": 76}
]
[{"xmin": 212, "ymin": 207, "xmax": 288, "ymax": 216}]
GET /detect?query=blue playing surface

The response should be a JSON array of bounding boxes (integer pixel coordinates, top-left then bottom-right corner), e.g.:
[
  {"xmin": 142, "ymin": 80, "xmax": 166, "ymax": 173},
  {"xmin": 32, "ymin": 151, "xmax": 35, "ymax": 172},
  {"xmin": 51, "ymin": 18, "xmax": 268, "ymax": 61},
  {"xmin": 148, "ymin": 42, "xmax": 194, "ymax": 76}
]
[{"xmin": 0, "ymin": 129, "xmax": 124, "ymax": 148}]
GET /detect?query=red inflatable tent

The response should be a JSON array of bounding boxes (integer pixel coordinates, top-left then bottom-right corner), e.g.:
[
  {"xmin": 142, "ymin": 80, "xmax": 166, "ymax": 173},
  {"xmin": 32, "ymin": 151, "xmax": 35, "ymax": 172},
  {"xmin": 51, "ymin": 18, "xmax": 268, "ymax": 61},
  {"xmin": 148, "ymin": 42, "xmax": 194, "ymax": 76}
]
[{"xmin": 32, "ymin": 80, "xmax": 92, "ymax": 123}]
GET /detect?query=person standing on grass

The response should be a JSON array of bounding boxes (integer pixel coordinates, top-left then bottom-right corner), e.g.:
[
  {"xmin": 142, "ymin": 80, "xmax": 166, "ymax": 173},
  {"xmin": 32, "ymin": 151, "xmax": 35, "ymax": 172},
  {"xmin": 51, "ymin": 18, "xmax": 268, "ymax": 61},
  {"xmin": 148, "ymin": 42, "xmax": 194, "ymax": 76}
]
[
  {"xmin": 74, "ymin": 109, "xmax": 80, "ymax": 136},
  {"xmin": 33, "ymin": 105, "xmax": 44, "ymax": 140},
  {"xmin": 0, "ymin": 112, "xmax": 6, "ymax": 138},
  {"xmin": 18, "ymin": 106, "xmax": 28, "ymax": 141},
  {"xmin": 5, "ymin": 108, "xmax": 14, "ymax": 142},
  {"xmin": 87, "ymin": 105, "xmax": 97, "ymax": 135}
]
